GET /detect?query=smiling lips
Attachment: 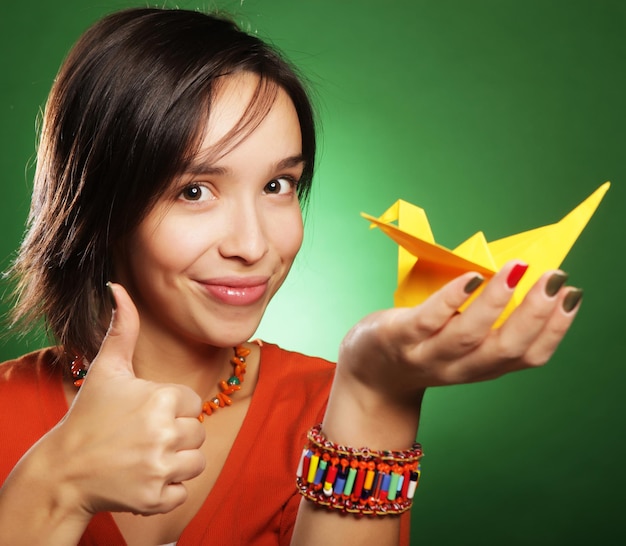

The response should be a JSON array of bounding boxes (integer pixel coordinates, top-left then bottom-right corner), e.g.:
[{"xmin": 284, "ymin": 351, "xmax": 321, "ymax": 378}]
[{"xmin": 200, "ymin": 277, "xmax": 269, "ymax": 306}]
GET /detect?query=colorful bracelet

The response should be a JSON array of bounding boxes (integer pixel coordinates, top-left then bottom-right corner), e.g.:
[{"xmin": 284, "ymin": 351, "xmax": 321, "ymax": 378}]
[{"xmin": 296, "ymin": 424, "xmax": 423, "ymax": 517}]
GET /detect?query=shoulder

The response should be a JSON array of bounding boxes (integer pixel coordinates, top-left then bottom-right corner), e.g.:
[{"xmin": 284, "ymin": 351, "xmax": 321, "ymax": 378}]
[
  {"xmin": 258, "ymin": 341, "xmax": 335, "ymax": 382},
  {"xmin": 0, "ymin": 348, "xmax": 68, "ymax": 484},
  {"xmin": 0, "ymin": 347, "xmax": 66, "ymax": 422},
  {"xmin": 0, "ymin": 347, "xmax": 63, "ymax": 387}
]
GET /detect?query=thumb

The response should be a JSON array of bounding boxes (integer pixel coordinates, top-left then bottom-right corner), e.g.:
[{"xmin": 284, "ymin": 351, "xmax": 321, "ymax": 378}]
[{"xmin": 89, "ymin": 282, "xmax": 140, "ymax": 379}]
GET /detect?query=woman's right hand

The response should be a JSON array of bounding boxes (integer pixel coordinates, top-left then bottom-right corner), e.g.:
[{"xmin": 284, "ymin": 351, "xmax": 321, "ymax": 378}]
[
  {"xmin": 58, "ymin": 282, "xmax": 206, "ymax": 515},
  {"xmin": 0, "ymin": 283, "xmax": 206, "ymax": 544}
]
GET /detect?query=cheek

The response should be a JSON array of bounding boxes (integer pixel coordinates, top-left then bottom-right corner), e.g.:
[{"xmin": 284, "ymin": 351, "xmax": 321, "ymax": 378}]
[
  {"xmin": 130, "ymin": 219, "xmax": 210, "ymax": 275},
  {"xmin": 277, "ymin": 210, "xmax": 304, "ymax": 262}
]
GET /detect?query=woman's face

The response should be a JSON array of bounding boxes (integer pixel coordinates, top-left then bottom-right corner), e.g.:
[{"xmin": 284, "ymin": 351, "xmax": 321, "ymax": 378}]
[{"xmin": 116, "ymin": 72, "xmax": 305, "ymax": 349}]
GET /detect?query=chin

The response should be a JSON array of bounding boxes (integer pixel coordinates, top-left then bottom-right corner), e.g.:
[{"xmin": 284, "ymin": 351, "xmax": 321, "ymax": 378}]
[{"xmin": 195, "ymin": 320, "xmax": 263, "ymax": 349}]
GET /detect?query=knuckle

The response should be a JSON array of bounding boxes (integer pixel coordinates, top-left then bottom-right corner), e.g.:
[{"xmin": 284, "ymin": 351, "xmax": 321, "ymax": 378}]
[
  {"xmin": 483, "ymin": 287, "xmax": 512, "ymax": 311},
  {"xmin": 525, "ymin": 354, "xmax": 548, "ymax": 368},
  {"xmin": 549, "ymin": 321, "xmax": 570, "ymax": 340},
  {"xmin": 441, "ymin": 367, "xmax": 475, "ymax": 386},
  {"xmin": 153, "ymin": 424, "xmax": 179, "ymax": 448},
  {"xmin": 151, "ymin": 385, "xmax": 180, "ymax": 409},
  {"xmin": 496, "ymin": 344, "xmax": 523, "ymax": 362},
  {"xmin": 453, "ymin": 328, "xmax": 485, "ymax": 351},
  {"xmin": 492, "ymin": 333, "xmax": 524, "ymax": 361},
  {"xmin": 524, "ymin": 343, "xmax": 559, "ymax": 368},
  {"xmin": 436, "ymin": 368, "xmax": 462, "ymax": 386},
  {"xmin": 190, "ymin": 451, "xmax": 207, "ymax": 476},
  {"xmin": 146, "ymin": 456, "xmax": 171, "ymax": 483},
  {"xmin": 135, "ymin": 485, "xmax": 167, "ymax": 514},
  {"xmin": 193, "ymin": 425, "xmax": 207, "ymax": 448},
  {"xmin": 527, "ymin": 304, "xmax": 553, "ymax": 323},
  {"xmin": 413, "ymin": 312, "xmax": 444, "ymax": 335},
  {"xmin": 443, "ymin": 289, "xmax": 466, "ymax": 314}
]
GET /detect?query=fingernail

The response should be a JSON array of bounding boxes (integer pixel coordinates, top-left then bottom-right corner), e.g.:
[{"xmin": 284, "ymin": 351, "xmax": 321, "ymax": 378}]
[
  {"xmin": 562, "ymin": 288, "xmax": 583, "ymax": 313},
  {"xmin": 506, "ymin": 263, "xmax": 529, "ymax": 289},
  {"xmin": 545, "ymin": 272, "xmax": 568, "ymax": 297},
  {"xmin": 106, "ymin": 282, "xmax": 117, "ymax": 310},
  {"xmin": 464, "ymin": 275, "xmax": 484, "ymax": 294}
]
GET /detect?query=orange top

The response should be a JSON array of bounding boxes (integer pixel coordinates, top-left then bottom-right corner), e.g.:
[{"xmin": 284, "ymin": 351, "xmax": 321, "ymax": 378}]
[{"xmin": 0, "ymin": 342, "xmax": 411, "ymax": 545}]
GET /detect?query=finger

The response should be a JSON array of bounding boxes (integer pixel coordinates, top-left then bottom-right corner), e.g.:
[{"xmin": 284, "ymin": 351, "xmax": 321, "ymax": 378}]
[
  {"xmin": 491, "ymin": 270, "xmax": 569, "ymax": 361},
  {"xmin": 138, "ymin": 483, "xmax": 189, "ymax": 515},
  {"xmin": 400, "ymin": 270, "xmax": 486, "ymax": 340},
  {"xmin": 518, "ymin": 286, "xmax": 582, "ymax": 367},
  {"xmin": 166, "ymin": 449, "xmax": 206, "ymax": 485},
  {"xmin": 442, "ymin": 275, "xmax": 579, "ymax": 382},
  {"xmin": 173, "ymin": 417, "xmax": 206, "ymax": 451},
  {"xmin": 148, "ymin": 384, "xmax": 203, "ymax": 419},
  {"xmin": 416, "ymin": 261, "xmax": 527, "ymax": 367},
  {"xmin": 173, "ymin": 385, "xmax": 203, "ymax": 418},
  {"xmin": 89, "ymin": 282, "xmax": 140, "ymax": 379},
  {"xmin": 455, "ymin": 260, "xmax": 528, "ymax": 334}
]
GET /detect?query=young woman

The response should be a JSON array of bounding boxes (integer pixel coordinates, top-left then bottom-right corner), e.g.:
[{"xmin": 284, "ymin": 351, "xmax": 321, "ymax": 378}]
[{"xmin": 0, "ymin": 7, "xmax": 581, "ymax": 545}]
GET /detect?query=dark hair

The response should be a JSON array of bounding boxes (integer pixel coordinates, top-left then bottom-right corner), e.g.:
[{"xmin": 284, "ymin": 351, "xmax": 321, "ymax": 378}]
[{"xmin": 8, "ymin": 7, "xmax": 316, "ymax": 359}]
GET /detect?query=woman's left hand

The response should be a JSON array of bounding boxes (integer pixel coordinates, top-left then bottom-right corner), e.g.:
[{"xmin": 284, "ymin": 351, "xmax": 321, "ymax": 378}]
[{"xmin": 323, "ymin": 260, "xmax": 581, "ymax": 448}]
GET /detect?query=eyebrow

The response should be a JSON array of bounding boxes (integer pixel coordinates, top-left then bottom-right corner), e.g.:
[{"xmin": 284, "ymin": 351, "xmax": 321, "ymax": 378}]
[{"xmin": 185, "ymin": 154, "xmax": 306, "ymax": 176}]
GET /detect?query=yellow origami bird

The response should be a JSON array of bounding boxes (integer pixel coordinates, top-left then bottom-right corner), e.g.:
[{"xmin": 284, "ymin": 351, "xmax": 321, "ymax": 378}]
[{"xmin": 362, "ymin": 182, "xmax": 610, "ymax": 325}]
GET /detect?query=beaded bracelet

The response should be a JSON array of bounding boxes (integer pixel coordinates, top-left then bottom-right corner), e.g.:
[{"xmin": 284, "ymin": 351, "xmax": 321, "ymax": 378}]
[{"xmin": 296, "ymin": 424, "xmax": 423, "ymax": 517}]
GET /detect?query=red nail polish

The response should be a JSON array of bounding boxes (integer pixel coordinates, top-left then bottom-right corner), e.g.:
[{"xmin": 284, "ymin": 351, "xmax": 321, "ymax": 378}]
[{"xmin": 506, "ymin": 263, "xmax": 528, "ymax": 289}]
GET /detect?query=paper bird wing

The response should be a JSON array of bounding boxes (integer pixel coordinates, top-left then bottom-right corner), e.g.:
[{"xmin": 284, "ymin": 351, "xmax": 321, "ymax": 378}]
[
  {"xmin": 486, "ymin": 181, "xmax": 611, "ymax": 300},
  {"xmin": 487, "ymin": 182, "xmax": 611, "ymax": 268}
]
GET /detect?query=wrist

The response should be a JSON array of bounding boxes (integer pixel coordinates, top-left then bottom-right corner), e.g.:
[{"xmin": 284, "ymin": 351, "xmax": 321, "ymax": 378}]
[
  {"xmin": 321, "ymin": 368, "xmax": 424, "ymax": 451},
  {"xmin": 0, "ymin": 428, "xmax": 92, "ymax": 544}
]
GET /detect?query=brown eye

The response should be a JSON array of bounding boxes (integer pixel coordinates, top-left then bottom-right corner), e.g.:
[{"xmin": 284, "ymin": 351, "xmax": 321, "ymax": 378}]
[
  {"xmin": 264, "ymin": 177, "xmax": 294, "ymax": 195},
  {"xmin": 182, "ymin": 185, "xmax": 202, "ymax": 200},
  {"xmin": 179, "ymin": 184, "xmax": 212, "ymax": 202}
]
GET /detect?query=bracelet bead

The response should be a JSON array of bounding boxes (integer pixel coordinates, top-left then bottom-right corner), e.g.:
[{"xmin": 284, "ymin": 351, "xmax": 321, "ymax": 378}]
[{"xmin": 296, "ymin": 424, "xmax": 423, "ymax": 517}]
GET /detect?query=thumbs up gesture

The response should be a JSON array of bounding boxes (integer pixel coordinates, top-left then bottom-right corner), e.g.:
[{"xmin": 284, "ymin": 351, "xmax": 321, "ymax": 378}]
[
  {"xmin": 55, "ymin": 283, "xmax": 207, "ymax": 516},
  {"xmin": 0, "ymin": 283, "xmax": 206, "ymax": 543}
]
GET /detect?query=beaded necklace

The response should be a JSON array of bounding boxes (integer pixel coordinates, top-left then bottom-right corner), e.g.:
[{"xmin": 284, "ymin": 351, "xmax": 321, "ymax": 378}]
[
  {"xmin": 71, "ymin": 345, "xmax": 249, "ymax": 422},
  {"xmin": 198, "ymin": 345, "xmax": 249, "ymax": 421}
]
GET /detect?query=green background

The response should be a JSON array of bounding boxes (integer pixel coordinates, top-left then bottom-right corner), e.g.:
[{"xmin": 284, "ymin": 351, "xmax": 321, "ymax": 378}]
[{"xmin": 1, "ymin": 1, "xmax": 624, "ymax": 544}]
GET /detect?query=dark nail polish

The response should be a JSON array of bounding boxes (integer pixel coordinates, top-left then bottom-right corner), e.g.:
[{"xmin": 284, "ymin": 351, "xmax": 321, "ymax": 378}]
[
  {"xmin": 562, "ymin": 288, "xmax": 583, "ymax": 313},
  {"xmin": 106, "ymin": 282, "xmax": 117, "ymax": 310},
  {"xmin": 545, "ymin": 272, "xmax": 568, "ymax": 297},
  {"xmin": 464, "ymin": 275, "xmax": 484, "ymax": 294},
  {"xmin": 506, "ymin": 263, "xmax": 529, "ymax": 289}
]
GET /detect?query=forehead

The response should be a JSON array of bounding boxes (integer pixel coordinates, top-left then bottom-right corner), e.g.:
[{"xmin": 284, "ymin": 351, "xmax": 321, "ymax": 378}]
[
  {"xmin": 206, "ymin": 73, "xmax": 269, "ymax": 141},
  {"xmin": 191, "ymin": 72, "xmax": 301, "ymax": 164}
]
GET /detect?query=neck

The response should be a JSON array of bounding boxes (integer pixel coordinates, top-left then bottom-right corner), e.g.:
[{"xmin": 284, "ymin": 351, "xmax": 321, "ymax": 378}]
[{"xmin": 131, "ymin": 332, "xmax": 237, "ymax": 400}]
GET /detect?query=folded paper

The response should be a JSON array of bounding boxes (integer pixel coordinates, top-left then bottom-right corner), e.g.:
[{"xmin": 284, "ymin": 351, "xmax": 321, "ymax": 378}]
[{"xmin": 362, "ymin": 182, "xmax": 610, "ymax": 325}]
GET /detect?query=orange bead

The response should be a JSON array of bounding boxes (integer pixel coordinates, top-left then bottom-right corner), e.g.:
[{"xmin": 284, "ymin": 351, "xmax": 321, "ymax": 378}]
[
  {"xmin": 235, "ymin": 346, "xmax": 251, "ymax": 357},
  {"xmin": 218, "ymin": 392, "xmax": 232, "ymax": 406}
]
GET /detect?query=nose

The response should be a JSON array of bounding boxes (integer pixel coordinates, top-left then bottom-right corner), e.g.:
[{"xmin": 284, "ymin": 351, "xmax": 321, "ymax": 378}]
[{"xmin": 218, "ymin": 201, "xmax": 269, "ymax": 264}]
